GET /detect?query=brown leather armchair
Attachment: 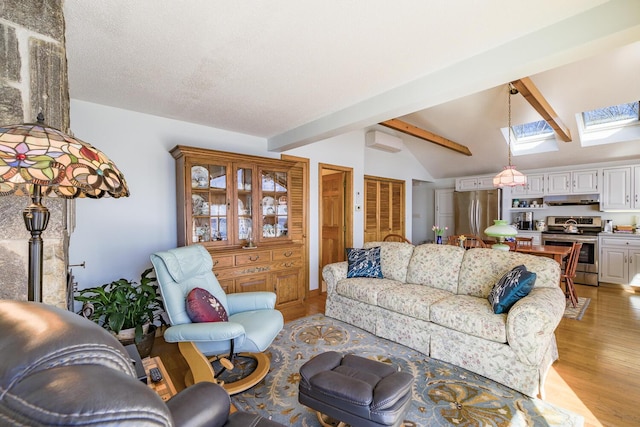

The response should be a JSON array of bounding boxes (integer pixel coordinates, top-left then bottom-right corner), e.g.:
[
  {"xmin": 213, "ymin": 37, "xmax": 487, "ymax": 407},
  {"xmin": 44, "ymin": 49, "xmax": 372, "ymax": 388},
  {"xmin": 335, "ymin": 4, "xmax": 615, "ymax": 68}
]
[{"xmin": 0, "ymin": 300, "xmax": 282, "ymax": 427}]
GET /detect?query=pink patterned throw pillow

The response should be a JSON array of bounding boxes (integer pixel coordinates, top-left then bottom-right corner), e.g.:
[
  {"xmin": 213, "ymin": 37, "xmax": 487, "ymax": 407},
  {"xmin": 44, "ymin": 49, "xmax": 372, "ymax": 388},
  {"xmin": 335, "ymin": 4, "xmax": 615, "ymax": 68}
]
[{"xmin": 186, "ymin": 288, "xmax": 228, "ymax": 323}]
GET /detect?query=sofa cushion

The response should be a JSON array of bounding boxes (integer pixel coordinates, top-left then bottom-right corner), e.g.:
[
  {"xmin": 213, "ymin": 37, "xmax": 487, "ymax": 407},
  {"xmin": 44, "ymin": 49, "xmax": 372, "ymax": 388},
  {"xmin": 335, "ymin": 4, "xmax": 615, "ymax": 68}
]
[
  {"xmin": 430, "ymin": 295, "xmax": 507, "ymax": 343},
  {"xmin": 346, "ymin": 247, "xmax": 383, "ymax": 278},
  {"xmin": 488, "ymin": 265, "xmax": 536, "ymax": 314},
  {"xmin": 336, "ymin": 278, "xmax": 402, "ymax": 305},
  {"xmin": 405, "ymin": 244, "xmax": 465, "ymax": 293},
  {"xmin": 457, "ymin": 249, "xmax": 528, "ymax": 298},
  {"xmin": 377, "ymin": 284, "xmax": 453, "ymax": 322},
  {"xmin": 363, "ymin": 241, "xmax": 415, "ymax": 282}
]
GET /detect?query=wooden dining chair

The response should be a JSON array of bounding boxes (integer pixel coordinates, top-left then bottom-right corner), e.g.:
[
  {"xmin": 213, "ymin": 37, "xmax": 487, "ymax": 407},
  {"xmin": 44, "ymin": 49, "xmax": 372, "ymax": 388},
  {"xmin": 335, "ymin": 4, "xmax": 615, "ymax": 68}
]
[
  {"xmin": 561, "ymin": 242, "xmax": 582, "ymax": 308},
  {"xmin": 447, "ymin": 234, "xmax": 487, "ymax": 249},
  {"xmin": 383, "ymin": 234, "xmax": 412, "ymax": 244},
  {"xmin": 515, "ymin": 236, "xmax": 533, "ymax": 248}
]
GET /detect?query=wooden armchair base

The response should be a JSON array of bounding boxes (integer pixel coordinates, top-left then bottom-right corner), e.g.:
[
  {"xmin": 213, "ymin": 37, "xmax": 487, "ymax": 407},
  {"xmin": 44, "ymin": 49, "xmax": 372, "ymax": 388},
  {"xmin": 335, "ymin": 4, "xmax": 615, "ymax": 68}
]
[{"xmin": 178, "ymin": 341, "xmax": 269, "ymax": 395}]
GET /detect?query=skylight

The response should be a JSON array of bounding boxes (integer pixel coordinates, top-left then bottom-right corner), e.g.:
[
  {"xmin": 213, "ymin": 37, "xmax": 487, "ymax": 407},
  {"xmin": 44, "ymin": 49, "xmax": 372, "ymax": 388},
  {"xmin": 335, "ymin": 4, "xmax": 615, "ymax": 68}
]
[
  {"xmin": 503, "ymin": 120, "xmax": 557, "ymax": 156},
  {"xmin": 582, "ymin": 101, "xmax": 639, "ymax": 129},
  {"xmin": 512, "ymin": 120, "xmax": 554, "ymax": 142},
  {"xmin": 577, "ymin": 101, "xmax": 640, "ymax": 147}
]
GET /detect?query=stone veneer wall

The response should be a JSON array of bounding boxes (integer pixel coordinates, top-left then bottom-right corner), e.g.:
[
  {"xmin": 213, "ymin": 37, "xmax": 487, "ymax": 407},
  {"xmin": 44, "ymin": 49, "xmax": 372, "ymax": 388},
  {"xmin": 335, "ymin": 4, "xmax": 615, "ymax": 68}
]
[{"xmin": 0, "ymin": 0, "xmax": 71, "ymax": 307}]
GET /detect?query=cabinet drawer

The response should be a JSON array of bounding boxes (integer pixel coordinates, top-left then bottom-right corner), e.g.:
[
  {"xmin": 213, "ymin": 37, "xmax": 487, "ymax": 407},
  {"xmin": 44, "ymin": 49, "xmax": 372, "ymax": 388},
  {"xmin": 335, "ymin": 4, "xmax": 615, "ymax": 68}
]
[
  {"xmin": 235, "ymin": 250, "xmax": 271, "ymax": 265},
  {"xmin": 601, "ymin": 237, "xmax": 640, "ymax": 247},
  {"xmin": 272, "ymin": 248, "xmax": 301, "ymax": 261},
  {"xmin": 272, "ymin": 258, "xmax": 303, "ymax": 270},
  {"xmin": 211, "ymin": 255, "xmax": 234, "ymax": 269}
]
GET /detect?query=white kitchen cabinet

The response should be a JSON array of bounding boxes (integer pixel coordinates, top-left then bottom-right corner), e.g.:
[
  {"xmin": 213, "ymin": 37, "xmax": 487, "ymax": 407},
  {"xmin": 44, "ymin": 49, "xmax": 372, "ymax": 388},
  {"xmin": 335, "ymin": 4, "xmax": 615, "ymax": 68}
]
[
  {"xmin": 601, "ymin": 166, "xmax": 634, "ymax": 210},
  {"xmin": 573, "ymin": 169, "xmax": 599, "ymax": 193},
  {"xmin": 455, "ymin": 176, "xmax": 495, "ymax": 191},
  {"xmin": 599, "ymin": 235, "xmax": 640, "ymax": 285},
  {"xmin": 546, "ymin": 169, "xmax": 598, "ymax": 195},
  {"xmin": 635, "ymin": 165, "xmax": 640, "ymax": 209},
  {"xmin": 511, "ymin": 173, "xmax": 545, "ymax": 197},
  {"xmin": 546, "ymin": 172, "xmax": 571, "ymax": 194}
]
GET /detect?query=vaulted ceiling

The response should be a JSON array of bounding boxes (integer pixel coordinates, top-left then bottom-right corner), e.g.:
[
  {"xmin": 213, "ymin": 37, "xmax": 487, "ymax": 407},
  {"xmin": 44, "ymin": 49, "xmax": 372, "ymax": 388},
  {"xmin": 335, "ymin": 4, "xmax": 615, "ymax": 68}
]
[{"xmin": 63, "ymin": 0, "xmax": 640, "ymax": 179}]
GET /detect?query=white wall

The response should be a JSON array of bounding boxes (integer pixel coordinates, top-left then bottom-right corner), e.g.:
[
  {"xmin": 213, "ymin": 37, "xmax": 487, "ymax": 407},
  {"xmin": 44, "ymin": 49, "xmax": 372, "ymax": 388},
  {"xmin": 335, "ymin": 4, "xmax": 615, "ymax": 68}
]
[
  {"xmin": 69, "ymin": 100, "xmax": 272, "ymax": 290},
  {"xmin": 69, "ymin": 101, "xmax": 433, "ymax": 293}
]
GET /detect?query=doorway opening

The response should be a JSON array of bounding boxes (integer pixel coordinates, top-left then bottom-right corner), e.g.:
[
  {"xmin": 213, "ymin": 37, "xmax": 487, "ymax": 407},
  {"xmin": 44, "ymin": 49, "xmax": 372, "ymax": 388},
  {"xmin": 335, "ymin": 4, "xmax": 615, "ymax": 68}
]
[{"xmin": 319, "ymin": 164, "xmax": 353, "ymax": 292}]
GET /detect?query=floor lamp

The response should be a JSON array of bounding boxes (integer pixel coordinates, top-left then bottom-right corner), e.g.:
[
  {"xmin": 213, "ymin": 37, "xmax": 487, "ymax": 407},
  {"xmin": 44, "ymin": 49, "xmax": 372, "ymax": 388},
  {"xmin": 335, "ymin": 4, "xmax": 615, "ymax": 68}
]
[{"xmin": 0, "ymin": 114, "xmax": 129, "ymax": 302}]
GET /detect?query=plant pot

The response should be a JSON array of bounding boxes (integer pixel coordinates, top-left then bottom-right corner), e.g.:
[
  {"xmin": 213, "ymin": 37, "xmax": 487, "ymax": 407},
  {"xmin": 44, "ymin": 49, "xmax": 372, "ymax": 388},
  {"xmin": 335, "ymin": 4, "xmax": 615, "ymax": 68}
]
[{"xmin": 117, "ymin": 324, "xmax": 156, "ymax": 358}]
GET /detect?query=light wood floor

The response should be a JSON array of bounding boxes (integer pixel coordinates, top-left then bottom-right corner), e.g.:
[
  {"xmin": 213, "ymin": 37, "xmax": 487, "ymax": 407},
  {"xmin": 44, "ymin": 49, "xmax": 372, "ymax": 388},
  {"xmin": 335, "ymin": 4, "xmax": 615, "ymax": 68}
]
[{"xmin": 152, "ymin": 284, "xmax": 640, "ymax": 427}]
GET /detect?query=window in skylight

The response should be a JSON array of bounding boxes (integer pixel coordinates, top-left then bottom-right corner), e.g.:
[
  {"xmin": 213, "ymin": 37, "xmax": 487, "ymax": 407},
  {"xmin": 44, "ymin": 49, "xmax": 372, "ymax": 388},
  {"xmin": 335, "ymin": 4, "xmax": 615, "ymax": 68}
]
[
  {"xmin": 502, "ymin": 119, "xmax": 558, "ymax": 156},
  {"xmin": 577, "ymin": 101, "xmax": 640, "ymax": 147},
  {"xmin": 512, "ymin": 120, "xmax": 555, "ymax": 141},
  {"xmin": 582, "ymin": 101, "xmax": 639, "ymax": 129}
]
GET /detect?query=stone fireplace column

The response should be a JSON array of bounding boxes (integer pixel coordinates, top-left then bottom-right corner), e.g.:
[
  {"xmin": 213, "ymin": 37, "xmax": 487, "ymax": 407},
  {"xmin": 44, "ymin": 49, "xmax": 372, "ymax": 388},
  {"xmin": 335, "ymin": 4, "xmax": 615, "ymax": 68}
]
[{"xmin": 0, "ymin": 0, "xmax": 71, "ymax": 308}]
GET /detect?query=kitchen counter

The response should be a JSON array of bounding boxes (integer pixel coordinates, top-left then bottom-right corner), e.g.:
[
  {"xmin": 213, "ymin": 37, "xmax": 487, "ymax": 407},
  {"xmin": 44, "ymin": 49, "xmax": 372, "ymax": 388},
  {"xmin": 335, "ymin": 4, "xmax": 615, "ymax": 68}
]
[{"xmin": 599, "ymin": 232, "xmax": 640, "ymax": 238}]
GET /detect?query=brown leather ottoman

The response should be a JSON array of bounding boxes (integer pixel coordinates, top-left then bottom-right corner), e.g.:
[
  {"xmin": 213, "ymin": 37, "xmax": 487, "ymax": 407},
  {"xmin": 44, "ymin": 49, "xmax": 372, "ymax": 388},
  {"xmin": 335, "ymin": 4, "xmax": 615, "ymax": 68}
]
[{"xmin": 298, "ymin": 351, "xmax": 414, "ymax": 427}]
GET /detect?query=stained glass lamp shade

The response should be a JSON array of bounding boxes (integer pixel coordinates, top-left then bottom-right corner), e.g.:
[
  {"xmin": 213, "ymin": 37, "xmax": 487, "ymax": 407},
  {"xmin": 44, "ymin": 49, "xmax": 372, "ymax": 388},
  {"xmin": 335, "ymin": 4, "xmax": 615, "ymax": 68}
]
[
  {"xmin": 0, "ymin": 114, "xmax": 129, "ymax": 302},
  {"xmin": 494, "ymin": 84, "xmax": 527, "ymax": 188}
]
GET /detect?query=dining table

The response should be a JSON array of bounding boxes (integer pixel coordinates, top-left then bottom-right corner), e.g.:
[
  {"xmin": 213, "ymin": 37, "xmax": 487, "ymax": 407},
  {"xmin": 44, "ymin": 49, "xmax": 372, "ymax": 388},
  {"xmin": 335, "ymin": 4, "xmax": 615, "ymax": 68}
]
[{"xmin": 515, "ymin": 244, "xmax": 572, "ymax": 264}]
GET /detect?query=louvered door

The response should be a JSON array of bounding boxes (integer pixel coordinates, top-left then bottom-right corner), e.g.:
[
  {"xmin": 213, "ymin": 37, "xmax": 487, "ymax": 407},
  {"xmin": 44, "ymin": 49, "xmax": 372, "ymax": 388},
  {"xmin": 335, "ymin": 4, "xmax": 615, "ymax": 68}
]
[{"xmin": 364, "ymin": 176, "xmax": 405, "ymax": 243}]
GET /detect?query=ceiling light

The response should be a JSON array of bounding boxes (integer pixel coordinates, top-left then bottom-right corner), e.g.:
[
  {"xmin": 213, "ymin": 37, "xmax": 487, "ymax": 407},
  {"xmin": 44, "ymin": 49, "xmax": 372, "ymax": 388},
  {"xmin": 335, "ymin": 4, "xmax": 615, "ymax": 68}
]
[{"xmin": 494, "ymin": 85, "xmax": 527, "ymax": 188}]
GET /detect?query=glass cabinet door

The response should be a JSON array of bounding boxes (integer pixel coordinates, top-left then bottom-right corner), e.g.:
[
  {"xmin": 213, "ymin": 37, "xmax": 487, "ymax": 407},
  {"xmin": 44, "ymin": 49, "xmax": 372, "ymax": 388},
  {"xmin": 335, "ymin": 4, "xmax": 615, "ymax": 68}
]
[
  {"xmin": 260, "ymin": 169, "xmax": 288, "ymax": 240},
  {"xmin": 191, "ymin": 163, "xmax": 229, "ymax": 244},
  {"xmin": 236, "ymin": 166, "xmax": 253, "ymax": 244}
]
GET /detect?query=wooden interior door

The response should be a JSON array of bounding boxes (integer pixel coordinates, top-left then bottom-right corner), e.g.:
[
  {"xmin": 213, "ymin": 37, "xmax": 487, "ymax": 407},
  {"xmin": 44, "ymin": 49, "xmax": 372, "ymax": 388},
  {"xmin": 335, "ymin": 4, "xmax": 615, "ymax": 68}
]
[
  {"xmin": 319, "ymin": 164, "xmax": 352, "ymax": 293},
  {"xmin": 321, "ymin": 172, "xmax": 346, "ymax": 269},
  {"xmin": 364, "ymin": 176, "xmax": 405, "ymax": 242},
  {"xmin": 364, "ymin": 179, "xmax": 379, "ymax": 242}
]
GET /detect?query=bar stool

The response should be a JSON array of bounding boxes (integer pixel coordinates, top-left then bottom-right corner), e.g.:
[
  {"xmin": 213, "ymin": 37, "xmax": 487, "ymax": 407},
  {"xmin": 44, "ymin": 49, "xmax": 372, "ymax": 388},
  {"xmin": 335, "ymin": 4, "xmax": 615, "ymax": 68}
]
[{"xmin": 561, "ymin": 242, "xmax": 582, "ymax": 307}]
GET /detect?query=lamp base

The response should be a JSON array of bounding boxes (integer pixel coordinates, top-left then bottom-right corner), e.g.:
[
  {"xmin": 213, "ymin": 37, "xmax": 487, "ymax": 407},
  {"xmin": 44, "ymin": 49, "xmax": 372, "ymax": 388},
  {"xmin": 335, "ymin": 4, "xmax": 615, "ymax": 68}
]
[{"xmin": 491, "ymin": 243, "xmax": 511, "ymax": 251}]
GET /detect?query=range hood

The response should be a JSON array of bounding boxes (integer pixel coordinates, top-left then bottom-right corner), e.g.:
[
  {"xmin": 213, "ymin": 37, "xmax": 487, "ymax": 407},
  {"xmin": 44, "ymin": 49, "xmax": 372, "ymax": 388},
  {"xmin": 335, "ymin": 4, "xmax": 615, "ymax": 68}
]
[{"xmin": 543, "ymin": 194, "xmax": 600, "ymax": 206}]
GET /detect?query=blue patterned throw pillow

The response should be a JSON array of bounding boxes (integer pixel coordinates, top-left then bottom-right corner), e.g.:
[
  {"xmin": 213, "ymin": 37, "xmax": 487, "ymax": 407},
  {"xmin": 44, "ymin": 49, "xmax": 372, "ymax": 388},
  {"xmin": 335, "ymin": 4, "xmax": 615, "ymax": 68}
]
[
  {"xmin": 346, "ymin": 247, "xmax": 383, "ymax": 278},
  {"xmin": 487, "ymin": 265, "xmax": 536, "ymax": 314}
]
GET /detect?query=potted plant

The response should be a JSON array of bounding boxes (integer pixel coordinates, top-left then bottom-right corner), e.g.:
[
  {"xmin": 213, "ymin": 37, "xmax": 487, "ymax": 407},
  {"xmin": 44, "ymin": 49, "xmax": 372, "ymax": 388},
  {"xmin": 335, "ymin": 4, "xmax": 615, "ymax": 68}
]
[{"xmin": 75, "ymin": 268, "xmax": 164, "ymax": 357}]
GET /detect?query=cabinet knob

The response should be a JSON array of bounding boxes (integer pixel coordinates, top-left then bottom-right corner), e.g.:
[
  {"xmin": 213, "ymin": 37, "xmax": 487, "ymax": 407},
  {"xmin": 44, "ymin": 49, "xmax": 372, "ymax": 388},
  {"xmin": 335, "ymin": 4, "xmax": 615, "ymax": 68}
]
[
  {"xmin": 284, "ymin": 251, "xmax": 293, "ymax": 257},
  {"xmin": 249, "ymin": 255, "xmax": 260, "ymax": 262},
  {"xmin": 213, "ymin": 260, "xmax": 219, "ymax": 266}
]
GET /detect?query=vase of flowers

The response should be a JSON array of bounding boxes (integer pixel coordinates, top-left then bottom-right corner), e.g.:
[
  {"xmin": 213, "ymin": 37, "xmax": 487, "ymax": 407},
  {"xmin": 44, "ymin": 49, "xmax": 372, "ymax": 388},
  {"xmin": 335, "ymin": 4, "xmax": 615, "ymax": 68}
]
[{"xmin": 432, "ymin": 225, "xmax": 448, "ymax": 244}]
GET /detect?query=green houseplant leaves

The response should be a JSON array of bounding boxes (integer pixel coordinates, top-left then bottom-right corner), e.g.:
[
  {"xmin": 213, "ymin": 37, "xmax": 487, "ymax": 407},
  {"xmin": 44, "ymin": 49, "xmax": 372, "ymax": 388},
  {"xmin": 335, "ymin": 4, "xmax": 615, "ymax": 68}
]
[{"xmin": 75, "ymin": 268, "xmax": 164, "ymax": 343}]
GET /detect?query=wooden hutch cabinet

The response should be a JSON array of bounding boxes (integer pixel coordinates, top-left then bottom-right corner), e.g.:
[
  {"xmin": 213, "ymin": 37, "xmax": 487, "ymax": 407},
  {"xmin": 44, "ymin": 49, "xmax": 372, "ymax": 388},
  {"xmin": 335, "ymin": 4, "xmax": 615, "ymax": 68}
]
[{"xmin": 170, "ymin": 146, "xmax": 306, "ymax": 318}]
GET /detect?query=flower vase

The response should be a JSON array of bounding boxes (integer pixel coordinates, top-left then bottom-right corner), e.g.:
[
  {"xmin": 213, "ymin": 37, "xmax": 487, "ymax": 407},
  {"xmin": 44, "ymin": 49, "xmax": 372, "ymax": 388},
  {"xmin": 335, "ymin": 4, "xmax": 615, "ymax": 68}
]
[{"xmin": 436, "ymin": 235, "xmax": 443, "ymax": 245}]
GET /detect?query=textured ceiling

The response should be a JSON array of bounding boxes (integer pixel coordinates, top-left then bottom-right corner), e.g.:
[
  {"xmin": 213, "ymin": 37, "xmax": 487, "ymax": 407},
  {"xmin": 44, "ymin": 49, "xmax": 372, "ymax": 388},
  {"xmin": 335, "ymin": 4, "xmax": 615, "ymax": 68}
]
[{"xmin": 63, "ymin": 0, "xmax": 640, "ymax": 178}]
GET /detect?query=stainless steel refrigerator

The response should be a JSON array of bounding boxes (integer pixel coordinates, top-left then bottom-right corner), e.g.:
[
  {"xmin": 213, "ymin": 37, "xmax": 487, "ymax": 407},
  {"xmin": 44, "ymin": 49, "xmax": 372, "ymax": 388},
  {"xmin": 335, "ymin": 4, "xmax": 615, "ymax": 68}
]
[{"xmin": 453, "ymin": 189, "xmax": 501, "ymax": 239}]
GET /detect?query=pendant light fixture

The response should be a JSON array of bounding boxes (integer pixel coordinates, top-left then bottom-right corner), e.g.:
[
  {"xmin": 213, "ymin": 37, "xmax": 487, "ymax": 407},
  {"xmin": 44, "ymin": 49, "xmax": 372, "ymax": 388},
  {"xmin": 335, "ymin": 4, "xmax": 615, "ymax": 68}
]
[{"xmin": 493, "ymin": 84, "xmax": 527, "ymax": 188}]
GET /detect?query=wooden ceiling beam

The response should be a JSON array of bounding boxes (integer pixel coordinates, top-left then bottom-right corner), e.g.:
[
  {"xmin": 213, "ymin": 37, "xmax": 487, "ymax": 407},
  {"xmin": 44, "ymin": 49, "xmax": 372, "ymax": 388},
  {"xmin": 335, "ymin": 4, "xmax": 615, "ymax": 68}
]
[
  {"xmin": 511, "ymin": 77, "xmax": 572, "ymax": 142},
  {"xmin": 379, "ymin": 118, "xmax": 472, "ymax": 156}
]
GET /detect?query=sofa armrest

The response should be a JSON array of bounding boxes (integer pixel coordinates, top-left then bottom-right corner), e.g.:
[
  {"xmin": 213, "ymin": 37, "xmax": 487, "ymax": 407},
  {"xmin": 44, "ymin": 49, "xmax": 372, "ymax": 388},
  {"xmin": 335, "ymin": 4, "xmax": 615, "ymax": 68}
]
[
  {"xmin": 167, "ymin": 381, "xmax": 230, "ymax": 427},
  {"xmin": 506, "ymin": 286, "xmax": 566, "ymax": 365},
  {"xmin": 322, "ymin": 262, "xmax": 348, "ymax": 295}
]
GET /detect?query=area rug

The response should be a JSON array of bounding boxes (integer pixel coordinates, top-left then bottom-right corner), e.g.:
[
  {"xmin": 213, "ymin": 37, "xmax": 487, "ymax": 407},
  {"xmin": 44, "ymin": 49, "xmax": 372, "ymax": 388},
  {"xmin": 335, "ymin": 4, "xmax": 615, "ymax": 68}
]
[
  {"xmin": 563, "ymin": 297, "xmax": 590, "ymax": 320},
  {"xmin": 232, "ymin": 314, "xmax": 584, "ymax": 427}
]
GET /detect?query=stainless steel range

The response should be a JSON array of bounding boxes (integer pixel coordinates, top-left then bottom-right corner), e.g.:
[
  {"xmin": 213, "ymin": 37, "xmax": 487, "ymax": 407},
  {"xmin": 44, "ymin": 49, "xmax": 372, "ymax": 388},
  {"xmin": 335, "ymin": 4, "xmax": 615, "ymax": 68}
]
[{"xmin": 541, "ymin": 216, "xmax": 601, "ymax": 286}]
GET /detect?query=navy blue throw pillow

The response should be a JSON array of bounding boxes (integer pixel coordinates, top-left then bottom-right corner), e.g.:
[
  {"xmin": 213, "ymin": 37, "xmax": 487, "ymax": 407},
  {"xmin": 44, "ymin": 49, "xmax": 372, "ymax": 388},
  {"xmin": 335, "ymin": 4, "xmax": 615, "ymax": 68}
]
[
  {"xmin": 346, "ymin": 247, "xmax": 383, "ymax": 278},
  {"xmin": 488, "ymin": 265, "xmax": 536, "ymax": 314}
]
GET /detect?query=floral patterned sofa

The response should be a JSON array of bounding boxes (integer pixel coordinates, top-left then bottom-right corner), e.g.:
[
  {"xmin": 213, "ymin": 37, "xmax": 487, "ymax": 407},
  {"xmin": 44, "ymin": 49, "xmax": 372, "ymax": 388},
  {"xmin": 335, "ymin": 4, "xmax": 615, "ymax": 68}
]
[{"xmin": 323, "ymin": 242, "xmax": 565, "ymax": 398}]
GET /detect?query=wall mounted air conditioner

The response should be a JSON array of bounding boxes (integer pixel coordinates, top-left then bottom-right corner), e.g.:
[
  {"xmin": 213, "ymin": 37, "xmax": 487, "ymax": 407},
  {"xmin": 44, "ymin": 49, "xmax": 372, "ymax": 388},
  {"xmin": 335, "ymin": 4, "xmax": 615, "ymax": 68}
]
[{"xmin": 365, "ymin": 131, "xmax": 403, "ymax": 153}]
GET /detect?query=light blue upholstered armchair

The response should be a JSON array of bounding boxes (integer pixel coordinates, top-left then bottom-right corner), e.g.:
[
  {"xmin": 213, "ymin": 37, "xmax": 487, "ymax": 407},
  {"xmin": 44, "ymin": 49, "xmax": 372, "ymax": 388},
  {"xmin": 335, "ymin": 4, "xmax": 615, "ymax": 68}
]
[{"xmin": 151, "ymin": 244, "xmax": 284, "ymax": 394}]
